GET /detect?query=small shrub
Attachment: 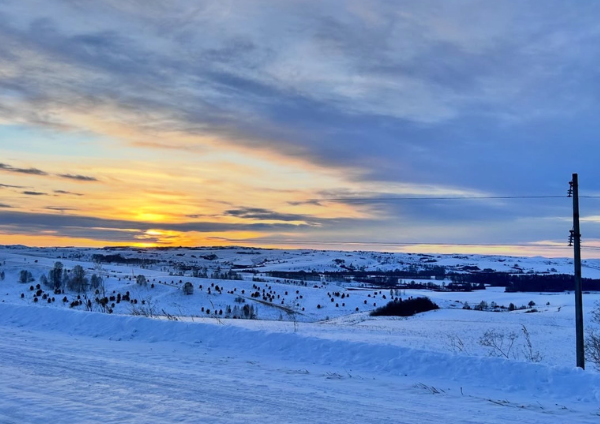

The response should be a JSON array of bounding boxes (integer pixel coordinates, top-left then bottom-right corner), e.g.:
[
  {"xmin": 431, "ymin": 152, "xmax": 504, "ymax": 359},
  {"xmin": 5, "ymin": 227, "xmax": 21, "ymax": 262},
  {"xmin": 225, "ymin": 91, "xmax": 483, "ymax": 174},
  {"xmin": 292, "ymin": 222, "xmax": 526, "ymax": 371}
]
[{"xmin": 370, "ymin": 297, "xmax": 439, "ymax": 317}]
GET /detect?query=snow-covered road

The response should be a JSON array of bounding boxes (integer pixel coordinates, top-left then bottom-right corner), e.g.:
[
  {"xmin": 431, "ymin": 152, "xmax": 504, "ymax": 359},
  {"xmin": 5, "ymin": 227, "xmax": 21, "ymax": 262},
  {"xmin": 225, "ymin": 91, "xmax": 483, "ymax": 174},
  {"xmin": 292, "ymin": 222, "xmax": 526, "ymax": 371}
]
[{"xmin": 1, "ymin": 306, "xmax": 599, "ymax": 423}]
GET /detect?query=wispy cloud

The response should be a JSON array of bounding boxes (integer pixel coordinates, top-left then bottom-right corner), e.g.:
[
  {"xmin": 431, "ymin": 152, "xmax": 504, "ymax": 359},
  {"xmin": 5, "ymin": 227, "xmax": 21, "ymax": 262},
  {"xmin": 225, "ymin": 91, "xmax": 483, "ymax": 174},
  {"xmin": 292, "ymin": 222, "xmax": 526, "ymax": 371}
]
[
  {"xmin": 287, "ymin": 199, "xmax": 323, "ymax": 207},
  {"xmin": 0, "ymin": 162, "xmax": 98, "ymax": 183},
  {"xmin": 45, "ymin": 206, "xmax": 78, "ymax": 212},
  {"xmin": 0, "ymin": 210, "xmax": 314, "ymax": 243},
  {"xmin": 0, "ymin": 163, "xmax": 47, "ymax": 176},
  {"xmin": 54, "ymin": 190, "xmax": 84, "ymax": 196},
  {"xmin": 224, "ymin": 207, "xmax": 320, "ymax": 224},
  {"xmin": 57, "ymin": 173, "xmax": 98, "ymax": 182},
  {"xmin": 22, "ymin": 191, "xmax": 47, "ymax": 196},
  {"xmin": 0, "ymin": 183, "xmax": 26, "ymax": 189}
]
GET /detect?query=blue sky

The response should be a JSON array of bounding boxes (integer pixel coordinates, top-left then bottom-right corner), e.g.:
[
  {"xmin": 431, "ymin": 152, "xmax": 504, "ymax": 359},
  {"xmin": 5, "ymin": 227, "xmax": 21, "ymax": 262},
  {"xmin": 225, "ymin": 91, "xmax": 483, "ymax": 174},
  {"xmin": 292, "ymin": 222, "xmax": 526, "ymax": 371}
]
[{"xmin": 1, "ymin": 0, "xmax": 600, "ymax": 256}]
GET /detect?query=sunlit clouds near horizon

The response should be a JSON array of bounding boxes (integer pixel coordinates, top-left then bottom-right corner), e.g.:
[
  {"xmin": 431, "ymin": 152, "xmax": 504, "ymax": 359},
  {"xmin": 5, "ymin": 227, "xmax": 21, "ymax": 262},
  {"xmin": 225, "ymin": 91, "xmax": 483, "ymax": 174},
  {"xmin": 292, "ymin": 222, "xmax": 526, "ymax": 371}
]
[{"xmin": 2, "ymin": 0, "xmax": 600, "ymax": 257}]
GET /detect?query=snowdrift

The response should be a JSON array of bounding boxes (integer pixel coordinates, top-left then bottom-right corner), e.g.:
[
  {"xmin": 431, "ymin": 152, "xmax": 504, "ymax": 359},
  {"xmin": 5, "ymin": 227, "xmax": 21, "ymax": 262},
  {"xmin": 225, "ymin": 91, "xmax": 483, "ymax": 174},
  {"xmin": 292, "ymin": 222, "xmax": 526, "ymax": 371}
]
[{"xmin": 2, "ymin": 303, "xmax": 598, "ymax": 407}]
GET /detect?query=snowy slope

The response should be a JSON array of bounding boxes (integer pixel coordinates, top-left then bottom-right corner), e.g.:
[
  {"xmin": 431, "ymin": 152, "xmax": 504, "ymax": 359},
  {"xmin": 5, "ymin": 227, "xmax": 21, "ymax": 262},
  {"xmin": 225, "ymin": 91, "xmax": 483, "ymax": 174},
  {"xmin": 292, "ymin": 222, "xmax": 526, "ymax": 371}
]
[{"xmin": 1, "ymin": 303, "xmax": 599, "ymax": 424}]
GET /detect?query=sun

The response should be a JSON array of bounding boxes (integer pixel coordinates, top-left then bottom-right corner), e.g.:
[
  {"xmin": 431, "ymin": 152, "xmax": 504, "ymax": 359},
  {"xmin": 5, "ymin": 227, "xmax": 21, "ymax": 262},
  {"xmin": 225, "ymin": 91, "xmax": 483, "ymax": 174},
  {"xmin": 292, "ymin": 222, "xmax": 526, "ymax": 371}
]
[{"xmin": 134, "ymin": 212, "xmax": 168, "ymax": 222}]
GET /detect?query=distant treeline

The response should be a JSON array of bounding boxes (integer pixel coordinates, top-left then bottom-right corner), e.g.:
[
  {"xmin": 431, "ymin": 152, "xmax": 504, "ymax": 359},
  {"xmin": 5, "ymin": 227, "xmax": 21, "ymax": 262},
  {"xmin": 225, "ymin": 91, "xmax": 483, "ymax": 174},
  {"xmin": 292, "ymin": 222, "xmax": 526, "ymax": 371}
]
[
  {"xmin": 447, "ymin": 271, "xmax": 600, "ymax": 292},
  {"xmin": 266, "ymin": 269, "xmax": 600, "ymax": 292},
  {"xmin": 505, "ymin": 274, "xmax": 600, "ymax": 292},
  {"xmin": 91, "ymin": 254, "xmax": 159, "ymax": 265},
  {"xmin": 448, "ymin": 272, "xmax": 512, "ymax": 286},
  {"xmin": 266, "ymin": 266, "xmax": 448, "ymax": 282}
]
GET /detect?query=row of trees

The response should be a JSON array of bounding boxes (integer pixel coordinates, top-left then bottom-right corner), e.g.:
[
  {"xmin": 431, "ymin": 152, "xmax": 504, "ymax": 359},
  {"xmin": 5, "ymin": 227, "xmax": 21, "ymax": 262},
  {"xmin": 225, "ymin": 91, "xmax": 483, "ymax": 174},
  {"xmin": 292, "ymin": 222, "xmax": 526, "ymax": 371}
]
[{"xmin": 38, "ymin": 262, "xmax": 104, "ymax": 293}]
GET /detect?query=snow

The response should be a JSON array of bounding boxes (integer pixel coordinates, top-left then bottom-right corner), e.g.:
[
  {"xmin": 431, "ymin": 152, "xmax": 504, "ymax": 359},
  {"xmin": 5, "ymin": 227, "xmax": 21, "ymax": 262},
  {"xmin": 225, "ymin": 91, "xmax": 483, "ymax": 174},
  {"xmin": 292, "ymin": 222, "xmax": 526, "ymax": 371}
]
[
  {"xmin": 1, "ymin": 303, "xmax": 600, "ymax": 423},
  {"xmin": 1, "ymin": 246, "xmax": 600, "ymax": 422}
]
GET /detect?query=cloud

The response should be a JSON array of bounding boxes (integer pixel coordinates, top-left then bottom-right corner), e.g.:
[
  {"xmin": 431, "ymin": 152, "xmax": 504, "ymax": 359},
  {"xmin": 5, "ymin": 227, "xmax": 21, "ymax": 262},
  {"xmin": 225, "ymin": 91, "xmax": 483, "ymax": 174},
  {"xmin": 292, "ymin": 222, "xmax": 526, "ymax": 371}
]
[
  {"xmin": 0, "ymin": 210, "xmax": 313, "ymax": 242},
  {"xmin": 57, "ymin": 173, "xmax": 98, "ymax": 182},
  {"xmin": 224, "ymin": 207, "xmax": 320, "ymax": 224},
  {"xmin": 132, "ymin": 141, "xmax": 205, "ymax": 152},
  {"xmin": 0, "ymin": 183, "xmax": 26, "ymax": 189},
  {"xmin": 22, "ymin": 191, "xmax": 47, "ymax": 196},
  {"xmin": 0, "ymin": 162, "xmax": 47, "ymax": 176},
  {"xmin": 45, "ymin": 206, "xmax": 78, "ymax": 212},
  {"xmin": 0, "ymin": 203, "xmax": 13, "ymax": 208},
  {"xmin": 1, "ymin": 0, "xmax": 594, "ymax": 199},
  {"xmin": 54, "ymin": 190, "xmax": 84, "ymax": 196},
  {"xmin": 287, "ymin": 199, "xmax": 323, "ymax": 207},
  {"xmin": 0, "ymin": 162, "xmax": 98, "ymax": 184}
]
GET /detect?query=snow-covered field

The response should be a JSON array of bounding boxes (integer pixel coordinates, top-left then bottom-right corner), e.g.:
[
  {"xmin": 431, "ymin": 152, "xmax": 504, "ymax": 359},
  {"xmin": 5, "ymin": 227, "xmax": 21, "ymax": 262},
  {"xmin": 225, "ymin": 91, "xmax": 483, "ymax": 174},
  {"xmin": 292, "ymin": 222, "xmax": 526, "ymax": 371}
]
[{"xmin": 1, "ymin": 245, "xmax": 600, "ymax": 422}]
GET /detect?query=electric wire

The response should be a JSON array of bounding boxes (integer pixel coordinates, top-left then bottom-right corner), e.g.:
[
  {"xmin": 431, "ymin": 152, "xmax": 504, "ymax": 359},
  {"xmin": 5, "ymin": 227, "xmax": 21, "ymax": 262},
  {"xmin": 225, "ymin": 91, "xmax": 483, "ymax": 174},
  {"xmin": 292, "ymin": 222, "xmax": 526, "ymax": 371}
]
[
  {"xmin": 242, "ymin": 239, "xmax": 574, "ymax": 250},
  {"xmin": 316, "ymin": 195, "xmax": 600, "ymax": 202}
]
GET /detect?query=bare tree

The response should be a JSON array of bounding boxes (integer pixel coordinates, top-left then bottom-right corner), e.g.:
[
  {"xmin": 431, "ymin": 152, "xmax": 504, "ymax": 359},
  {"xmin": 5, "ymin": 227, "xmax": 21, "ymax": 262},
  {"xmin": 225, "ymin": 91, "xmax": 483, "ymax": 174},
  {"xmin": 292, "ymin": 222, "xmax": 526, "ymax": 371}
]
[
  {"xmin": 586, "ymin": 302, "xmax": 600, "ymax": 369},
  {"xmin": 49, "ymin": 262, "xmax": 64, "ymax": 290},
  {"xmin": 67, "ymin": 265, "xmax": 88, "ymax": 293}
]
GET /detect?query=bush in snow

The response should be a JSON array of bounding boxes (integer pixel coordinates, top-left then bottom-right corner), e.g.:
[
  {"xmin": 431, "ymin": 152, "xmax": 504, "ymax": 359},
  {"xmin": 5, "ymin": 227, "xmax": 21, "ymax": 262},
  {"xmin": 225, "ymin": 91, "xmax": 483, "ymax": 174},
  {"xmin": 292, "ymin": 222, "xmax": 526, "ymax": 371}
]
[
  {"xmin": 370, "ymin": 297, "xmax": 439, "ymax": 317},
  {"xmin": 479, "ymin": 329, "xmax": 518, "ymax": 359},
  {"xmin": 478, "ymin": 325, "xmax": 542, "ymax": 362}
]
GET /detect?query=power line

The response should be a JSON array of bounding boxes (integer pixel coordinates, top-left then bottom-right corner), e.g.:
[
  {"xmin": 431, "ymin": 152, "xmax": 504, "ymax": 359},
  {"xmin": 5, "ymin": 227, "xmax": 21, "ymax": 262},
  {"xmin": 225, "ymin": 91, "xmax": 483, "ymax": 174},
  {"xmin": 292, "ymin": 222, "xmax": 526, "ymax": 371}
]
[
  {"xmin": 321, "ymin": 195, "xmax": 567, "ymax": 202},
  {"xmin": 580, "ymin": 245, "xmax": 600, "ymax": 251},
  {"xmin": 243, "ymin": 239, "xmax": 572, "ymax": 249},
  {"xmin": 316, "ymin": 195, "xmax": 600, "ymax": 203}
]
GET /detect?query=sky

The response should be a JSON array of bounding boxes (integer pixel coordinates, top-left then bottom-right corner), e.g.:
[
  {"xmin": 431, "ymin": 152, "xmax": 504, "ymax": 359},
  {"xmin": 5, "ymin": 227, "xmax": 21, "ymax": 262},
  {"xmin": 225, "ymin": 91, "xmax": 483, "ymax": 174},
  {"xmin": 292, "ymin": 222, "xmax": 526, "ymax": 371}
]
[{"xmin": 1, "ymin": 0, "xmax": 600, "ymax": 257}]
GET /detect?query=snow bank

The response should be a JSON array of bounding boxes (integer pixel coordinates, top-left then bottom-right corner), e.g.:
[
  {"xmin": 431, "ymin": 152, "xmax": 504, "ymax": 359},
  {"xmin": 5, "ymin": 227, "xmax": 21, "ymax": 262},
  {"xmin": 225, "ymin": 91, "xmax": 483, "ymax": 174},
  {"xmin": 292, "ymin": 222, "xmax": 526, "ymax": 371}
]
[{"xmin": 1, "ymin": 303, "xmax": 598, "ymax": 407}]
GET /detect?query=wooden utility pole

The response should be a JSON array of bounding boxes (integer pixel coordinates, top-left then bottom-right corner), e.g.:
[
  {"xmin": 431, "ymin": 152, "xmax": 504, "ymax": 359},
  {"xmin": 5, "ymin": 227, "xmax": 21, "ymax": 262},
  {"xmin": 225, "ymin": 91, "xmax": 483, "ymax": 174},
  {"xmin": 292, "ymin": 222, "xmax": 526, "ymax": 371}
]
[{"xmin": 570, "ymin": 173, "xmax": 585, "ymax": 369}]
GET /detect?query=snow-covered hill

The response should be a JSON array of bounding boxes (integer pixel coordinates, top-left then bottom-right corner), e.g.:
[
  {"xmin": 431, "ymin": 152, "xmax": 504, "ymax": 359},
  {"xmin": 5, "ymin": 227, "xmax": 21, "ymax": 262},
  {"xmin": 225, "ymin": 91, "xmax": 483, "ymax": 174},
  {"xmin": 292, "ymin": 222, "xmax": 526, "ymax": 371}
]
[{"xmin": 1, "ymin": 245, "xmax": 600, "ymax": 422}]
